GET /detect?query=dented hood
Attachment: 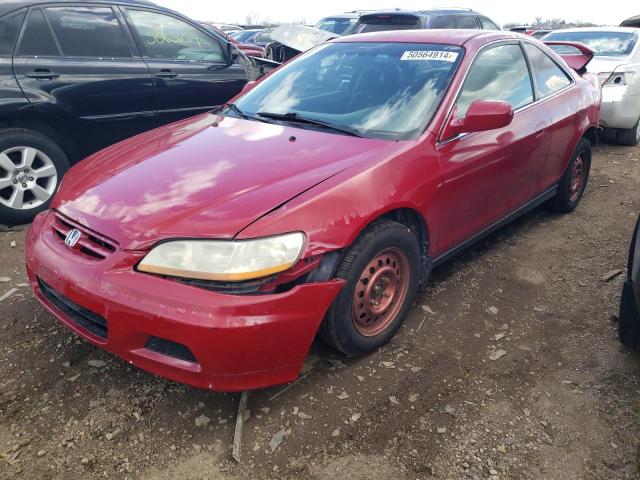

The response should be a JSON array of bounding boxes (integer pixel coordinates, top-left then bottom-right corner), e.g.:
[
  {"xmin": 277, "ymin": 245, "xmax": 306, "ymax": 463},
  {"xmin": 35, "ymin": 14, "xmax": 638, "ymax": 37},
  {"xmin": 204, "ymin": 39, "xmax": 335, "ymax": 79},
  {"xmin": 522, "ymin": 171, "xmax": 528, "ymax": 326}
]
[
  {"xmin": 54, "ymin": 114, "xmax": 398, "ymax": 250},
  {"xmin": 270, "ymin": 24, "xmax": 338, "ymax": 53}
]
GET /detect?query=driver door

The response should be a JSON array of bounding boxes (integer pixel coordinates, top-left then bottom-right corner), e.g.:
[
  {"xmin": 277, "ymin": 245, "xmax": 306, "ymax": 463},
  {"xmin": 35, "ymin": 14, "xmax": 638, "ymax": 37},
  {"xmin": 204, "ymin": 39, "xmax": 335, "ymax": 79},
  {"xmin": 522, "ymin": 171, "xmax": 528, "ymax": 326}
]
[
  {"xmin": 122, "ymin": 8, "xmax": 247, "ymax": 124},
  {"xmin": 435, "ymin": 43, "xmax": 552, "ymax": 254}
]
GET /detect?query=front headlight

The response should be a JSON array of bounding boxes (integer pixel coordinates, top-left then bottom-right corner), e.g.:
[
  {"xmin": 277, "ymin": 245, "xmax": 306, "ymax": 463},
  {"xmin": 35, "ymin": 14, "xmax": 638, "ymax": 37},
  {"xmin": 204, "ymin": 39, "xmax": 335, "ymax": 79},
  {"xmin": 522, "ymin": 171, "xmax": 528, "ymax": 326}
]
[{"xmin": 138, "ymin": 232, "xmax": 305, "ymax": 282}]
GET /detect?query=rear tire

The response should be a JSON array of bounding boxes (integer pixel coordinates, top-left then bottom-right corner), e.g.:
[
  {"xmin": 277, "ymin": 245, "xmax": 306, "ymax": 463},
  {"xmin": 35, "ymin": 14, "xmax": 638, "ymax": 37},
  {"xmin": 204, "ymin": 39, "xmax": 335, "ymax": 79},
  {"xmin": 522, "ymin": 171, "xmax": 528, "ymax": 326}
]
[
  {"xmin": 546, "ymin": 137, "xmax": 591, "ymax": 213},
  {"xmin": 616, "ymin": 118, "xmax": 640, "ymax": 146},
  {"xmin": 319, "ymin": 219, "xmax": 421, "ymax": 357},
  {"xmin": 0, "ymin": 129, "xmax": 69, "ymax": 225}
]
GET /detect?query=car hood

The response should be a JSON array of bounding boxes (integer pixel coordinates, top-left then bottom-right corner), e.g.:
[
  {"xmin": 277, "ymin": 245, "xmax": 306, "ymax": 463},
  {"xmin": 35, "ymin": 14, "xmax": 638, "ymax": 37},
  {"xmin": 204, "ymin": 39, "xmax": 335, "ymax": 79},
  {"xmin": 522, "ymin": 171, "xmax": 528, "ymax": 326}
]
[
  {"xmin": 586, "ymin": 55, "xmax": 629, "ymax": 73},
  {"xmin": 54, "ymin": 114, "xmax": 399, "ymax": 250}
]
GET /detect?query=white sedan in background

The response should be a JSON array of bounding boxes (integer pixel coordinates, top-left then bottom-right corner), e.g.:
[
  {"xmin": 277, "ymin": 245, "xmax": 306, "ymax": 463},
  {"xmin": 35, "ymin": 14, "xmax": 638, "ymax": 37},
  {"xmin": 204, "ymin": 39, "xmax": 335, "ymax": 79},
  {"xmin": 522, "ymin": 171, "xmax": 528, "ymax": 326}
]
[{"xmin": 545, "ymin": 27, "xmax": 640, "ymax": 145}]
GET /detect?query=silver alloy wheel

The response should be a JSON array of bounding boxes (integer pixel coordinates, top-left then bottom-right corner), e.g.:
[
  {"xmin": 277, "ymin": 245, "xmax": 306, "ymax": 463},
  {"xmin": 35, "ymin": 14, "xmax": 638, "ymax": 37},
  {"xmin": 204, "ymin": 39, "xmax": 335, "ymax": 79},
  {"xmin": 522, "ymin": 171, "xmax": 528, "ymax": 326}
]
[{"xmin": 0, "ymin": 146, "xmax": 57, "ymax": 210}]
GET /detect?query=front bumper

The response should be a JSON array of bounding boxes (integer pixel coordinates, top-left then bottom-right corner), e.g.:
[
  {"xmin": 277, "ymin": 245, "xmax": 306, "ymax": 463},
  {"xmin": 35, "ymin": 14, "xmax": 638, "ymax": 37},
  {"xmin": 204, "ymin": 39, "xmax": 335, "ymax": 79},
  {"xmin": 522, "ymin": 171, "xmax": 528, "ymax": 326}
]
[
  {"xmin": 600, "ymin": 87, "xmax": 640, "ymax": 130},
  {"xmin": 25, "ymin": 212, "xmax": 343, "ymax": 391}
]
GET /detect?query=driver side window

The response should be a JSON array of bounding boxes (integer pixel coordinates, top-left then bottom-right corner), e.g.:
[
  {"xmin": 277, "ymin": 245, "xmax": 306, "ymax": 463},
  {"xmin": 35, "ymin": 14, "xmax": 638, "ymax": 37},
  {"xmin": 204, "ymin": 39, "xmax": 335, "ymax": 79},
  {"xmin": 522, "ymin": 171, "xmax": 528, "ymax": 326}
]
[
  {"xmin": 456, "ymin": 44, "xmax": 533, "ymax": 117},
  {"xmin": 127, "ymin": 9, "xmax": 224, "ymax": 63}
]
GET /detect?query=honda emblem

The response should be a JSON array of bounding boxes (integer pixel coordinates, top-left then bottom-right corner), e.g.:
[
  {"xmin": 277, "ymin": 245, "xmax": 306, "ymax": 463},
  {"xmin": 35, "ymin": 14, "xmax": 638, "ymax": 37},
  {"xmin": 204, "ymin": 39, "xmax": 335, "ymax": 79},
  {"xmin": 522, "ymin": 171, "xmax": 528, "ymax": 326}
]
[{"xmin": 65, "ymin": 229, "xmax": 81, "ymax": 248}]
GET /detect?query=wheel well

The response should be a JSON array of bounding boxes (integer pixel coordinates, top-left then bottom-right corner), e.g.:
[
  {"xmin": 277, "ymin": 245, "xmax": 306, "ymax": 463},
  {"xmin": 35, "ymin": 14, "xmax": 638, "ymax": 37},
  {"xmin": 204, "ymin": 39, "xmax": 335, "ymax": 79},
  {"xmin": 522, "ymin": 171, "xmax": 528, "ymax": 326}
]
[
  {"xmin": 0, "ymin": 116, "xmax": 79, "ymax": 162},
  {"xmin": 583, "ymin": 126, "xmax": 598, "ymax": 147},
  {"xmin": 380, "ymin": 208, "xmax": 431, "ymax": 287}
]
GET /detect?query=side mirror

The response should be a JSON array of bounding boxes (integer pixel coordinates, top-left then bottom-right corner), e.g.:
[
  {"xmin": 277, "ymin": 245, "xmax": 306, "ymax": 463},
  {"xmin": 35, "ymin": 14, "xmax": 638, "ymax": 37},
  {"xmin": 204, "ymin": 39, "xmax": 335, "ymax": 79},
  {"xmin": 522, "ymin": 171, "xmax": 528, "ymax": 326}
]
[
  {"xmin": 446, "ymin": 100, "xmax": 513, "ymax": 137},
  {"xmin": 241, "ymin": 81, "xmax": 257, "ymax": 95}
]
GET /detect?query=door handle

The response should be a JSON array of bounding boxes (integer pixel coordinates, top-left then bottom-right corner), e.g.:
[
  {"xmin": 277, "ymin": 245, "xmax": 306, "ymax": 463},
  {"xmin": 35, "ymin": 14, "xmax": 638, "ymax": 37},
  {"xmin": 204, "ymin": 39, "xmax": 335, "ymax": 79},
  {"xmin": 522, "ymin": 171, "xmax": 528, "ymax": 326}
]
[
  {"xmin": 153, "ymin": 69, "xmax": 178, "ymax": 79},
  {"xmin": 25, "ymin": 69, "xmax": 59, "ymax": 80},
  {"xmin": 535, "ymin": 123, "xmax": 547, "ymax": 138}
]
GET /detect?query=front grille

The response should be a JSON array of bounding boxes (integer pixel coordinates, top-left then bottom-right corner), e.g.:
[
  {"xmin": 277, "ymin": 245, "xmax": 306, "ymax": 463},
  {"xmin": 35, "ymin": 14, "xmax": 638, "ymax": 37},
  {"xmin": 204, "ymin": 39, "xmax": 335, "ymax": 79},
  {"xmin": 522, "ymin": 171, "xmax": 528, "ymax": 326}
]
[
  {"xmin": 51, "ymin": 213, "xmax": 117, "ymax": 260},
  {"xmin": 145, "ymin": 337, "xmax": 197, "ymax": 363},
  {"xmin": 38, "ymin": 278, "xmax": 108, "ymax": 339}
]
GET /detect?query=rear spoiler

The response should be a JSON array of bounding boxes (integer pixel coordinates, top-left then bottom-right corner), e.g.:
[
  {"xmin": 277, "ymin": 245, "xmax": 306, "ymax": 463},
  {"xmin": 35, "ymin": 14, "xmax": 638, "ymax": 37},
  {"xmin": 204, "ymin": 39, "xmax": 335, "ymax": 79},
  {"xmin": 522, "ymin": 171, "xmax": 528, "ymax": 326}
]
[{"xmin": 543, "ymin": 41, "xmax": 595, "ymax": 74}]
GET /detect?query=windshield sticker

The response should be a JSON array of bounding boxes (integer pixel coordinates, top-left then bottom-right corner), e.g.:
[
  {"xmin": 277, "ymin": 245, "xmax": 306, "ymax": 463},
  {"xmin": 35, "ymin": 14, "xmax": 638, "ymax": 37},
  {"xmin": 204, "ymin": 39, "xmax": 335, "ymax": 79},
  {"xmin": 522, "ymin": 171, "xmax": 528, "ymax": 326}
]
[{"xmin": 401, "ymin": 51, "xmax": 459, "ymax": 62}]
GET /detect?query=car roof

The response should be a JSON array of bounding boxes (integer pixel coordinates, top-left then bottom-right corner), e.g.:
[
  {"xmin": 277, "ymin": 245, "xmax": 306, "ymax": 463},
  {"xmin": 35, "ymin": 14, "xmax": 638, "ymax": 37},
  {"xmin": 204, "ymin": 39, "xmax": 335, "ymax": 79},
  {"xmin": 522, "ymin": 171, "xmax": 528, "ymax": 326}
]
[
  {"xmin": 333, "ymin": 29, "xmax": 517, "ymax": 46},
  {"xmin": 547, "ymin": 26, "xmax": 639, "ymax": 34},
  {"xmin": 360, "ymin": 8, "xmax": 482, "ymax": 19},
  {"xmin": 0, "ymin": 0, "xmax": 157, "ymax": 17}
]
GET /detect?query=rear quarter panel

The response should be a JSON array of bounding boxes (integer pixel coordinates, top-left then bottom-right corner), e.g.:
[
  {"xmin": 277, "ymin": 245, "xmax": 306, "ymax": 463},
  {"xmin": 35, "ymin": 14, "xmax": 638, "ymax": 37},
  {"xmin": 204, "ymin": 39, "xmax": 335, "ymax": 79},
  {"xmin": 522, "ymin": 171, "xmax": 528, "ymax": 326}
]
[{"xmin": 538, "ymin": 74, "xmax": 600, "ymax": 190}]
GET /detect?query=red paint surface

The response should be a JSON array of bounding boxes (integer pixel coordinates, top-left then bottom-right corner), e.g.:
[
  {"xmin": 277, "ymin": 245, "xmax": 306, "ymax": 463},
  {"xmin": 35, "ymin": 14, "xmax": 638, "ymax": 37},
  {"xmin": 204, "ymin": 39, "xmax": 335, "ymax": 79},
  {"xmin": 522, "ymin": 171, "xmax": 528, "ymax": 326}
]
[{"xmin": 26, "ymin": 30, "xmax": 600, "ymax": 391}]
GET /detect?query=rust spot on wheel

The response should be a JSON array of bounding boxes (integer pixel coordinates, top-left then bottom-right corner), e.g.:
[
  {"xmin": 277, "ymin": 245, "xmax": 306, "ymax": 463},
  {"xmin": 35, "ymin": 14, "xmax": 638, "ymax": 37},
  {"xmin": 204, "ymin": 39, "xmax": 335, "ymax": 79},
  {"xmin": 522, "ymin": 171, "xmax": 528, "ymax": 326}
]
[
  {"xmin": 569, "ymin": 154, "xmax": 585, "ymax": 203},
  {"xmin": 352, "ymin": 247, "xmax": 410, "ymax": 337}
]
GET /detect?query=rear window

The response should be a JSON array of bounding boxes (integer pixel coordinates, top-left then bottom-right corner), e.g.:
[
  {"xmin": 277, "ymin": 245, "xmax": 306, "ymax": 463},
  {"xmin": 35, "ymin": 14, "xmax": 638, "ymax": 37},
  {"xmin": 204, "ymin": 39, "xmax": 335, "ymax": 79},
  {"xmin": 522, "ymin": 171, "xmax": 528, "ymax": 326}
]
[
  {"xmin": 545, "ymin": 31, "xmax": 638, "ymax": 57},
  {"xmin": 352, "ymin": 15, "xmax": 422, "ymax": 34},
  {"xmin": 455, "ymin": 15, "xmax": 479, "ymax": 29},
  {"xmin": 479, "ymin": 17, "xmax": 500, "ymax": 30},
  {"xmin": 429, "ymin": 15, "xmax": 456, "ymax": 29}
]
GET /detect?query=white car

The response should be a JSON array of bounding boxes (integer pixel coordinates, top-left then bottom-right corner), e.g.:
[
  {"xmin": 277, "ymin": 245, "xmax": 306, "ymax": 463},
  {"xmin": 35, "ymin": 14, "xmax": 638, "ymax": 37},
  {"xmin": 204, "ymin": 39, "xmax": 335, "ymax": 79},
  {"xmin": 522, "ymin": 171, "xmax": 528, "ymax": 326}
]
[{"xmin": 545, "ymin": 27, "xmax": 640, "ymax": 145}]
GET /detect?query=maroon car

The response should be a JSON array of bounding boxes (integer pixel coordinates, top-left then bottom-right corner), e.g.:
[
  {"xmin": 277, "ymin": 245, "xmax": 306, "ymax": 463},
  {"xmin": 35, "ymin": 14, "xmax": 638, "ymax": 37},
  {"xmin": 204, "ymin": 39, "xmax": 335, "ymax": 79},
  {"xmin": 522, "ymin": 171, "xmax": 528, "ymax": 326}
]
[{"xmin": 26, "ymin": 30, "xmax": 600, "ymax": 391}]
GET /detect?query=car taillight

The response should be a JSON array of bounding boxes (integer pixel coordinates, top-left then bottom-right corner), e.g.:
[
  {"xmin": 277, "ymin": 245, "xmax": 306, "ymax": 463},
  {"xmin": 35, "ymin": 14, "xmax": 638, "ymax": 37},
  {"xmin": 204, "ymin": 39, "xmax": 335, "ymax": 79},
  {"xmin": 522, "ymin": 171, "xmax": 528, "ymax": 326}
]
[{"xmin": 598, "ymin": 71, "xmax": 634, "ymax": 87}]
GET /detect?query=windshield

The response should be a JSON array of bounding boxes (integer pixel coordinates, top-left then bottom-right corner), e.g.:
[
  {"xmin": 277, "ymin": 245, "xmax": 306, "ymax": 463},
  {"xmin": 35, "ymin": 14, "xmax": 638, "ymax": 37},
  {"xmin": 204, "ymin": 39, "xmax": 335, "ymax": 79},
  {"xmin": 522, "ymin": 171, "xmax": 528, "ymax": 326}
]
[
  {"xmin": 314, "ymin": 17, "xmax": 357, "ymax": 35},
  {"xmin": 232, "ymin": 42, "xmax": 463, "ymax": 140},
  {"xmin": 545, "ymin": 31, "xmax": 638, "ymax": 57}
]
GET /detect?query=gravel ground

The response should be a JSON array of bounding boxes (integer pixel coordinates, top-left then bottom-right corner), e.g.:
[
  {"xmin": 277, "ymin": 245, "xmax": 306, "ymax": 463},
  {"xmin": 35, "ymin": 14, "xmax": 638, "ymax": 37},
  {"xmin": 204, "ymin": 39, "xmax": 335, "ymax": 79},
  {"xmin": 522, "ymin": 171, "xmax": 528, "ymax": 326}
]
[{"xmin": 0, "ymin": 142, "xmax": 639, "ymax": 480}]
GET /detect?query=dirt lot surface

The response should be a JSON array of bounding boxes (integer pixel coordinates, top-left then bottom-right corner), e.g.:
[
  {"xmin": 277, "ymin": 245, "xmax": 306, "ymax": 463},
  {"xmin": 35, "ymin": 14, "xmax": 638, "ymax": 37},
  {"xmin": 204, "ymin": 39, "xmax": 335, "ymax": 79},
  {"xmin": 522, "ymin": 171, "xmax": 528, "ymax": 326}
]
[{"xmin": 1, "ymin": 143, "xmax": 639, "ymax": 480}]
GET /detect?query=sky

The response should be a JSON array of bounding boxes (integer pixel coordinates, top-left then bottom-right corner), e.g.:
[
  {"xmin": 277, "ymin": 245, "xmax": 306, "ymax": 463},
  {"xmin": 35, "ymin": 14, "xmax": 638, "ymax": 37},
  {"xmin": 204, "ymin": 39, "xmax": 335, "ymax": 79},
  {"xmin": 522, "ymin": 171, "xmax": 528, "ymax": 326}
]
[{"xmin": 154, "ymin": 1, "xmax": 637, "ymax": 27}]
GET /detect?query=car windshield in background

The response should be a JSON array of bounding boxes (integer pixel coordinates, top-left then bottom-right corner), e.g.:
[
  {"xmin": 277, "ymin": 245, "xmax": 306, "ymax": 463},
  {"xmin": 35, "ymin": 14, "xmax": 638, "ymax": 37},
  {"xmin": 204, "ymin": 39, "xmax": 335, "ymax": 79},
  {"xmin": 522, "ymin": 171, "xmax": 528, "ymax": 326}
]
[
  {"xmin": 232, "ymin": 42, "xmax": 463, "ymax": 140},
  {"xmin": 315, "ymin": 17, "xmax": 357, "ymax": 34},
  {"xmin": 545, "ymin": 31, "xmax": 638, "ymax": 57},
  {"xmin": 350, "ymin": 15, "xmax": 422, "ymax": 34}
]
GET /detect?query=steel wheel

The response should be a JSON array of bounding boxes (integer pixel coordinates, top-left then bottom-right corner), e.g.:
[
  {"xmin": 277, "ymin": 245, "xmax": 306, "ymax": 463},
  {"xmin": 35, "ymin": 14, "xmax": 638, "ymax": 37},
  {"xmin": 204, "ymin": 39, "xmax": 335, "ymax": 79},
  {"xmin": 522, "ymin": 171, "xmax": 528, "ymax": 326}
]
[
  {"xmin": 0, "ymin": 146, "xmax": 58, "ymax": 210},
  {"xmin": 352, "ymin": 247, "xmax": 410, "ymax": 337},
  {"xmin": 568, "ymin": 153, "xmax": 585, "ymax": 203}
]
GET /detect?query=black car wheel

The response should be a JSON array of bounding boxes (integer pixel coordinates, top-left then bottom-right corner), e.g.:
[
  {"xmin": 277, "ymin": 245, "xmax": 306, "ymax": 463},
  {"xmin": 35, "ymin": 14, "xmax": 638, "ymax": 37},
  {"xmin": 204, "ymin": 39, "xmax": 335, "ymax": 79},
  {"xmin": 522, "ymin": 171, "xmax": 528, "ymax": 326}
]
[
  {"xmin": 319, "ymin": 219, "xmax": 421, "ymax": 356},
  {"xmin": 616, "ymin": 117, "xmax": 640, "ymax": 147},
  {"xmin": 0, "ymin": 129, "xmax": 69, "ymax": 225},
  {"xmin": 547, "ymin": 137, "xmax": 591, "ymax": 213}
]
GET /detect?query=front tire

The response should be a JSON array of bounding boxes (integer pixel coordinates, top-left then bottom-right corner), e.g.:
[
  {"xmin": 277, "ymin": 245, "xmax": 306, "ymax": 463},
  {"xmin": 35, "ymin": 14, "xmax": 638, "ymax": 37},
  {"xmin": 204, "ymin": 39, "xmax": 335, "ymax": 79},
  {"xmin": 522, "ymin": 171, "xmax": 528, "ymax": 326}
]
[
  {"xmin": 547, "ymin": 137, "xmax": 591, "ymax": 213},
  {"xmin": 319, "ymin": 219, "xmax": 421, "ymax": 357},
  {"xmin": 0, "ymin": 129, "xmax": 69, "ymax": 225}
]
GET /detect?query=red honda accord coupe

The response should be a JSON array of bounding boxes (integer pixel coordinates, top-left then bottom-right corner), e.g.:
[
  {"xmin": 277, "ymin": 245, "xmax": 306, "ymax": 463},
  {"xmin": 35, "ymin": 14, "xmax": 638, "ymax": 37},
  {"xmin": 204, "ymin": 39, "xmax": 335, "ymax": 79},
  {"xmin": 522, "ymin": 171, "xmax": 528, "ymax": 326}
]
[{"xmin": 25, "ymin": 30, "xmax": 600, "ymax": 391}]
